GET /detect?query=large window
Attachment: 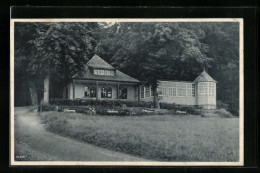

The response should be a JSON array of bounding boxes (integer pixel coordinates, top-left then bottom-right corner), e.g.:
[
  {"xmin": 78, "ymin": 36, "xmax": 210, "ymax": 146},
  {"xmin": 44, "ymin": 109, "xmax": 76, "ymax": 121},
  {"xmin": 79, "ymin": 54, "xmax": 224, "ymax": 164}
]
[
  {"xmin": 158, "ymin": 82, "xmax": 176, "ymax": 96},
  {"xmin": 94, "ymin": 69, "xmax": 114, "ymax": 76},
  {"xmin": 209, "ymin": 83, "xmax": 215, "ymax": 96},
  {"xmin": 187, "ymin": 84, "xmax": 195, "ymax": 97},
  {"xmin": 119, "ymin": 88, "xmax": 127, "ymax": 99},
  {"xmin": 107, "ymin": 87, "xmax": 112, "ymax": 98},
  {"xmin": 158, "ymin": 82, "xmax": 196, "ymax": 97},
  {"xmin": 178, "ymin": 83, "xmax": 186, "ymax": 96},
  {"xmin": 187, "ymin": 84, "xmax": 192, "ymax": 97},
  {"xmin": 198, "ymin": 82, "xmax": 208, "ymax": 96},
  {"xmin": 101, "ymin": 87, "xmax": 112, "ymax": 98},
  {"xmin": 140, "ymin": 86, "xmax": 152, "ymax": 98},
  {"xmin": 140, "ymin": 86, "xmax": 145, "ymax": 99},
  {"xmin": 161, "ymin": 87, "xmax": 168, "ymax": 96},
  {"xmin": 192, "ymin": 84, "xmax": 195, "ymax": 97},
  {"xmin": 90, "ymin": 86, "xmax": 96, "ymax": 98},
  {"xmin": 145, "ymin": 86, "xmax": 151, "ymax": 98},
  {"xmin": 170, "ymin": 83, "xmax": 177, "ymax": 96},
  {"xmin": 84, "ymin": 86, "xmax": 89, "ymax": 97}
]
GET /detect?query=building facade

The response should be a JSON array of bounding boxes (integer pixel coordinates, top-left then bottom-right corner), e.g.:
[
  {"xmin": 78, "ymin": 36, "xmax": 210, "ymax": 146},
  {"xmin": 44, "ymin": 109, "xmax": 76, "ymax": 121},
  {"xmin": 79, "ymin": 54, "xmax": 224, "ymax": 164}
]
[
  {"xmin": 67, "ymin": 55, "xmax": 140, "ymax": 102},
  {"xmin": 67, "ymin": 55, "xmax": 217, "ymax": 109},
  {"xmin": 140, "ymin": 71, "xmax": 217, "ymax": 109}
]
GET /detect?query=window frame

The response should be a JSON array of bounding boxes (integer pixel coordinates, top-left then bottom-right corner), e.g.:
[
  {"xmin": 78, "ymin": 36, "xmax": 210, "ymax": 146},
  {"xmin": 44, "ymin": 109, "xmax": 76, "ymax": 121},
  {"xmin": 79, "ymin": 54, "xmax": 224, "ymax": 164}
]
[
  {"xmin": 89, "ymin": 86, "xmax": 96, "ymax": 98},
  {"xmin": 93, "ymin": 69, "xmax": 115, "ymax": 76},
  {"xmin": 107, "ymin": 87, "xmax": 112, "ymax": 98},
  {"xmin": 177, "ymin": 83, "xmax": 187, "ymax": 97},
  {"xmin": 84, "ymin": 86, "xmax": 89, "ymax": 97},
  {"xmin": 198, "ymin": 82, "xmax": 208, "ymax": 96},
  {"xmin": 140, "ymin": 85, "xmax": 145, "ymax": 99}
]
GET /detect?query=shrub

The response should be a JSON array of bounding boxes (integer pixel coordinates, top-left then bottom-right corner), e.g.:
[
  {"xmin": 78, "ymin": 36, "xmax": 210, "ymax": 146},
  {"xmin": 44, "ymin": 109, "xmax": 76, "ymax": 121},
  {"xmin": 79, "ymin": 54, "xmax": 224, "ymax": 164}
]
[
  {"xmin": 159, "ymin": 102, "xmax": 179, "ymax": 109},
  {"xmin": 180, "ymin": 106, "xmax": 200, "ymax": 115},
  {"xmin": 215, "ymin": 108, "xmax": 234, "ymax": 118},
  {"xmin": 50, "ymin": 98, "xmax": 153, "ymax": 108},
  {"xmin": 217, "ymin": 100, "xmax": 229, "ymax": 110}
]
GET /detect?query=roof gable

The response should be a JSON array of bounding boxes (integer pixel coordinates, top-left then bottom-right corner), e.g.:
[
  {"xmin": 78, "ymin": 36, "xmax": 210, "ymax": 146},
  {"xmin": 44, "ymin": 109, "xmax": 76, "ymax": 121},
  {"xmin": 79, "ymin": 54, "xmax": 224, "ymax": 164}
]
[
  {"xmin": 194, "ymin": 70, "xmax": 216, "ymax": 83},
  {"xmin": 87, "ymin": 54, "xmax": 115, "ymax": 70},
  {"xmin": 73, "ymin": 55, "xmax": 140, "ymax": 83}
]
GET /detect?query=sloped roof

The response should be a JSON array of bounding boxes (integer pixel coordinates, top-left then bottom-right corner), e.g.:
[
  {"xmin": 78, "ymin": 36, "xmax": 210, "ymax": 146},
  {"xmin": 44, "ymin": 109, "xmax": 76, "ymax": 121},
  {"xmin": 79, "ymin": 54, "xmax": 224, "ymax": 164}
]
[
  {"xmin": 87, "ymin": 54, "xmax": 115, "ymax": 70},
  {"xmin": 73, "ymin": 55, "xmax": 140, "ymax": 83},
  {"xmin": 194, "ymin": 70, "xmax": 217, "ymax": 83}
]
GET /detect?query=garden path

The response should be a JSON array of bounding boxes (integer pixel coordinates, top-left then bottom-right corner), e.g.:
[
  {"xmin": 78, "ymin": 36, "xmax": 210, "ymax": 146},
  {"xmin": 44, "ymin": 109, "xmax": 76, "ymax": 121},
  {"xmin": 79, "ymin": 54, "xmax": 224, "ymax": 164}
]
[{"xmin": 14, "ymin": 106, "xmax": 149, "ymax": 162}]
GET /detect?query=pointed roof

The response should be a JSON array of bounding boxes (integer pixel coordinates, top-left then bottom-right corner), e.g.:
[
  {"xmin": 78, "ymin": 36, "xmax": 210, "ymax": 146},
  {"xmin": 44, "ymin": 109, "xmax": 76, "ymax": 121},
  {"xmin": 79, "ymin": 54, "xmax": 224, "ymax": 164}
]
[
  {"xmin": 87, "ymin": 54, "xmax": 115, "ymax": 70},
  {"xmin": 194, "ymin": 70, "xmax": 217, "ymax": 83},
  {"xmin": 72, "ymin": 55, "xmax": 140, "ymax": 83}
]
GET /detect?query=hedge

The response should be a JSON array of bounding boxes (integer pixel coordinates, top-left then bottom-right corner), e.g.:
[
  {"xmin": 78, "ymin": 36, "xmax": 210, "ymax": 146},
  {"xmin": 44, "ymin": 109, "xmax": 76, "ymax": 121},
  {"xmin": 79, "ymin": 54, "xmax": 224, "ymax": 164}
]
[
  {"xmin": 50, "ymin": 98, "xmax": 154, "ymax": 108},
  {"xmin": 49, "ymin": 99, "xmax": 200, "ymax": 114}
]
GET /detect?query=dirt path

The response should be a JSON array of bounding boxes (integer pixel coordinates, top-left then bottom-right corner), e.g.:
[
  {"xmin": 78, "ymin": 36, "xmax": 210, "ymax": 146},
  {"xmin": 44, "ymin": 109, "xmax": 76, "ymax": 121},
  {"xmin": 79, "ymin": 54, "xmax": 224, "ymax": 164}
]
[{"xmin": 14, "ymin": 106, "xmax": 148, "ymax": 162}]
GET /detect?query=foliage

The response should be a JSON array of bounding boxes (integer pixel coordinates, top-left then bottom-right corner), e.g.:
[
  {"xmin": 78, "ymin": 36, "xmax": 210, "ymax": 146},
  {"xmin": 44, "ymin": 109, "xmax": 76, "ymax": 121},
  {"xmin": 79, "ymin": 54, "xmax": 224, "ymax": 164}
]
[
  {"xmin": 49, "ymin": 98, "xmax": 154, "ymax": 108},
  {"xmin": 215, "ymin": 108, "xmax": 234, "ymax": 118},
  {"xmin": 15, "ymin": 22, "xmax": 240, "ymax": 114},
  {"xmin": 96, "ymin": 22, "xmax": 239, "ymax": 111},
  {"xmin": 217, "ymin": 100, "xmax": 230, "ymax": 110},
  {"xmin": 15, "ymin": 22, "xmax": 99, "ymax": 101}
]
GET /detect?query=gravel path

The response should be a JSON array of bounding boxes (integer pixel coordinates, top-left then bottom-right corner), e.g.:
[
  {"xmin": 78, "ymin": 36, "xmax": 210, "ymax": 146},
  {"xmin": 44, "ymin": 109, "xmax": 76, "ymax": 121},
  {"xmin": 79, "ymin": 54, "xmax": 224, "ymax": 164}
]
[{"xmin": 14, "ymin": 106, "xmax": 148, "ymax": 162}]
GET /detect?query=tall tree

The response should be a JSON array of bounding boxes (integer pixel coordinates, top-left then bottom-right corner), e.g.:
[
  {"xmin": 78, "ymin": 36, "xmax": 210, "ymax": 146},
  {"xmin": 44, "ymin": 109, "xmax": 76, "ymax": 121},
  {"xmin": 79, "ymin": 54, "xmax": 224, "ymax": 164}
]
[{"xmin": 15, "ymin": 22, "xmax": 99, "ymax": 104}]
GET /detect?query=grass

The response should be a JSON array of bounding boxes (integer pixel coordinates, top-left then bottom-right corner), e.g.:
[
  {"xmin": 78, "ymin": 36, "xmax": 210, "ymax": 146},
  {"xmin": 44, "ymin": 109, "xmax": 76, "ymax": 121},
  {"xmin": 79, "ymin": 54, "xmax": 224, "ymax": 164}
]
[{"xmin": 39, "ymin": 112, "xmax": 239, "ymax": 162}]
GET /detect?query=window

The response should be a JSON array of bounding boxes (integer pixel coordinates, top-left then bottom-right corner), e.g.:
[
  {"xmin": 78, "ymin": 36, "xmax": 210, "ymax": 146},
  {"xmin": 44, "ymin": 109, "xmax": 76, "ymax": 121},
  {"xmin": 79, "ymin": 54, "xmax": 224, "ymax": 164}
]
[
  {"xmin": 90, "ymin": 86, "xmax": 96, "ymax": 98},
  {"xmin": 158, "ymin": 82, "xmax": 176, "ymax": 97},
  {"xmin": 119, "ymin": 88, "xmax": 127, "ymax": 99},
  {"xmin": 158, "ymin": 87, "xmax": 167, "ymax": 96},
  {"xmin": 178, "ymin": 83, "xmax": 186, "ymax": 96},
  {"xmin": 101, "ymin": 87, "xmax": 107, "ymax": 98},
  {"xmin": 186, "ymin": 83, "xmax": 195, "ymax": 97},
  {"xmin": 94, "ymin": 69, "xmax": 114, "ymax": 76},
  {"xmin": 101, "ymin": 87, "xmax": 112, "ymax": 98},
  {"xmin": 145, "ymin": 86, "xmax": 150, "ymax": 98},
  {"xmin": 192, "ymin": 84, "xmax": 195, "ymax": 97},
  {"xmin": 140, "ymin": 86, "xmax": 145, "ymax": 98},
  {"xmin": 84, "ymin": 86, "xmax": 89, "ymax": 97},
  {"xmin": 209, "ymin": 83, "xmax": 215, "ymax": 96},
  {"xmin": 107, "ymin": 87, "xmax": 112, "ymax": 98},
  {"xmin": 187, "ymin": 84, "xmax": 192, "ymax": 97},
  {"xmin": 170, "ymin": 83, "xmax": 177, "ymax": 96},
  {"xmin": 198, "ymin": 82, "xmax": 208, "ymax": 96}
]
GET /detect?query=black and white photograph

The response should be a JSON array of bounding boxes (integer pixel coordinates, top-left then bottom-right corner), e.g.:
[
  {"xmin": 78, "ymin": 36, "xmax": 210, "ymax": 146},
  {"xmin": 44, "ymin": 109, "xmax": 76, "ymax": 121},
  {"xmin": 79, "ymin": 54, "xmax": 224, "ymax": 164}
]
[{"xmin": 10, "ymin": 18, "xmax": 244, "ymax": 166}]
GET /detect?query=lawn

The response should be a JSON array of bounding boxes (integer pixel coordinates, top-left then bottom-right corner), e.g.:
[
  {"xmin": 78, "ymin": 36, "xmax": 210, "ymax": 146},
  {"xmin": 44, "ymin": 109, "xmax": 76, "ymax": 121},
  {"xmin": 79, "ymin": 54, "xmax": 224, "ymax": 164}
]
[{"xmin": 39, "ymin": 112, "xmax": 239, "ymax": 162}]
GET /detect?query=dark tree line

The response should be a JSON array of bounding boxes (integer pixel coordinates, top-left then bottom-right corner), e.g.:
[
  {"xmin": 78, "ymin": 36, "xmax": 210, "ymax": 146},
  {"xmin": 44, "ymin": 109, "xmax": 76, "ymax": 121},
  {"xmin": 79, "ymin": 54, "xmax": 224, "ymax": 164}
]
[{"xmin": 14, "ymin": 22, "xmax": 239, "ymax": 115}]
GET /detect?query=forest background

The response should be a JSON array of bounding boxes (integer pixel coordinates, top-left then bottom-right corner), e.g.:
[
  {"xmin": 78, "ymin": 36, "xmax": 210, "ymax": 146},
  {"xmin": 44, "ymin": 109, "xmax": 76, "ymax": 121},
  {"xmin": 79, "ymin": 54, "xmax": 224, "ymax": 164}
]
[{"xmin": 14, "ymin": 22, "xmax": 239, "ymax": 115}]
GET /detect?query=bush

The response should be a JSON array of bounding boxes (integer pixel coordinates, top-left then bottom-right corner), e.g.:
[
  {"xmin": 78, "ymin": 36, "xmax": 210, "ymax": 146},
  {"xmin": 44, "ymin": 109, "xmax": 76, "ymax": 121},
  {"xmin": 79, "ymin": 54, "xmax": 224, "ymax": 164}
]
[
  {"xmin": 179, "ymin": 106, "xmax": 201, "ymax": 115},
  {"xmin": 217, "ymin": 100, "xmax": 229, "ymax": 110},
  {"xmin": 215, "ymin": 108, "xmax": 234, "ymax": 118},
  {"xmin": 50, "ymin": 98, "xmax": 153, "ymax": 108},
  {"xmin": 159, "ymin": 102, "xmax": 179, "ymax": 109}
]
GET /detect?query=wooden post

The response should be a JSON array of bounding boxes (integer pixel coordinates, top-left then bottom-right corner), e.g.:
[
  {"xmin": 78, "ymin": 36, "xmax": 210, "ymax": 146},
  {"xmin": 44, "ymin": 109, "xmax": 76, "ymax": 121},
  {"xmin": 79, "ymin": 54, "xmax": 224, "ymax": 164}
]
[
  {"xmin": 138, "ymin": 85, "xmax": 140, "ymax": 101},
  {"xmin": 117, "ymin": 83, "xmax": 119, "ymax": 99},
  {"xmin": 96, "ymin": 81, "xmax": 98, "ymax": 100},
  {"xmin": 72, "ymin": 79, "xmax": 75, "ymax": 100}
]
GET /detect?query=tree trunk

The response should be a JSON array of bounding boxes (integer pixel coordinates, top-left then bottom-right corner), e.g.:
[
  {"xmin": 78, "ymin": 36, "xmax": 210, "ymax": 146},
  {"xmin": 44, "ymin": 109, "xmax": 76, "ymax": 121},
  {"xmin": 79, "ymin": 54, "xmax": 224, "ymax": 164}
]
[
  {"xmin": 153, "ymin": 88, "xmax": 160, "ymax": 109},
  {"xmin": 28, "ymin": 81, "xmax": 38, "ymax": 105},
  {"xmin": 43, "ymin": 73, "xmax": 50, "ymax": 104}
]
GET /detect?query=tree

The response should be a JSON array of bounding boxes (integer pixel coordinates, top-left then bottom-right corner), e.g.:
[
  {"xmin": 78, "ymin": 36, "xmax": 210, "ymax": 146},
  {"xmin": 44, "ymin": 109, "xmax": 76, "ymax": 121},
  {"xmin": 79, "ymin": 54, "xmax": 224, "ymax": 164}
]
[
  {"xmin": 15, "ymin": 22, "xmax": 99, "ymax": 105},
  {"xmin": 97, "ymin": 22, "xmax": 211, "ymax": 108}
]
